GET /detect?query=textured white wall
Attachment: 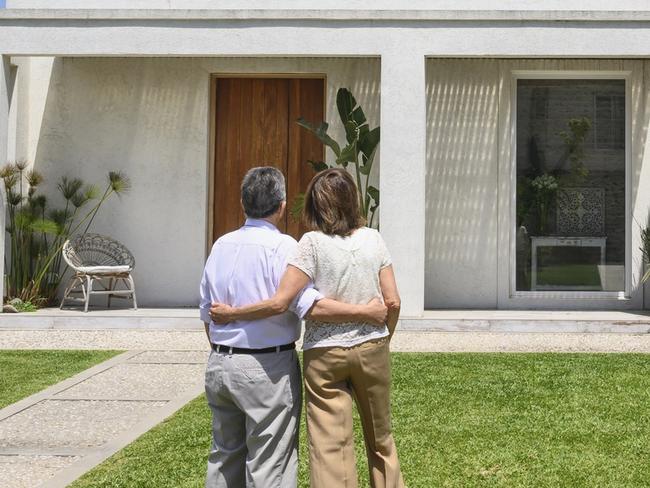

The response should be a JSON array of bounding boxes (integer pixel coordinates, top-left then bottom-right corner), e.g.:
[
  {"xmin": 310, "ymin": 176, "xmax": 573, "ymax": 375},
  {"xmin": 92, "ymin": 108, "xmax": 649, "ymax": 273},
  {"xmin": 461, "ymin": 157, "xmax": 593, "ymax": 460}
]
[
  {"xmin": 0, "ymin": 56, "xmax": 11, "ymax": 306},
  {"xmin": 425, "ymin": 59, "xmax": 500, "ymax": 308},
  {"xmin": 14, "ymin": 57, "xmax": 380, "ymax": 307},
  {"xmin": 10, "ymin": 57, "xmax": 54, "ymax": 163},
  {"xmin": 7, "ymin": 0, "xmax": 650, "ymax": 10}
]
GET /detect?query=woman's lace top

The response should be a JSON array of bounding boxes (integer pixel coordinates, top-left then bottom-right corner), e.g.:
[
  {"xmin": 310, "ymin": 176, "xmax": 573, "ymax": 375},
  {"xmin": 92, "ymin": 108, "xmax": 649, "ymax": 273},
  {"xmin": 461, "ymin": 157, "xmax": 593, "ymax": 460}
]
[{"xmin": 289, "ymin": 227, "xmax": 392, "ymax": 350}]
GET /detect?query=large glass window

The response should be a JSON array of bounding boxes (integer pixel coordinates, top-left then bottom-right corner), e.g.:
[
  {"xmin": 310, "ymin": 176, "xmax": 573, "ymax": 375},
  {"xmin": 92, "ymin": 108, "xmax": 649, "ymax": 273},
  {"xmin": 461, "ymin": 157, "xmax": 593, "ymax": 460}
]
[{"xmin": 516, "ymin": 79, "xmax": 626, "ymax": 292}]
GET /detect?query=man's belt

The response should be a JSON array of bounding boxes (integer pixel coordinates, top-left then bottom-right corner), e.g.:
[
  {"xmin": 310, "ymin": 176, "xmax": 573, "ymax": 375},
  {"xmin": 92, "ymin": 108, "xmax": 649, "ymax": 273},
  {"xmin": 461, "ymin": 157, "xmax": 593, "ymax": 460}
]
[{"xmin": 211, "ymin": 342, "xmax": 296, "ymax": 354}]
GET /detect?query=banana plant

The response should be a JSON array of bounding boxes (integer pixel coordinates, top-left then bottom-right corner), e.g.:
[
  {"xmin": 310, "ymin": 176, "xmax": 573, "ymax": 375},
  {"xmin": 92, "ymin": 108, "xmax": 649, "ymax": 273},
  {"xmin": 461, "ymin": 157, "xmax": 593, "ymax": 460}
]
[{"xmin": 295, "ymin": 88, "xmax": 380, "ymax": 227}]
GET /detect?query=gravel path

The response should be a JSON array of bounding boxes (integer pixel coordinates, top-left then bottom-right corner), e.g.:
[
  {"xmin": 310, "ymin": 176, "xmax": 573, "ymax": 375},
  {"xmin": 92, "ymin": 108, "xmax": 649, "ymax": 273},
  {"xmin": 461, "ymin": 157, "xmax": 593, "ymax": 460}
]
[{"xmin": 1, "ymin": 328, "xmax": 650, "ymax": 353}]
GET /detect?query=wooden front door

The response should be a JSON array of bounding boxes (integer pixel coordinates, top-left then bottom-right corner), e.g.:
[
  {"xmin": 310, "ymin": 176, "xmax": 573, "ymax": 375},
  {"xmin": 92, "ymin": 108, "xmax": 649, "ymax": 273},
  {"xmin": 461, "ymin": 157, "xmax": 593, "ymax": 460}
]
[{"xmin": 212, "ymin": 77, "xmax": 324, "ymax": 242}]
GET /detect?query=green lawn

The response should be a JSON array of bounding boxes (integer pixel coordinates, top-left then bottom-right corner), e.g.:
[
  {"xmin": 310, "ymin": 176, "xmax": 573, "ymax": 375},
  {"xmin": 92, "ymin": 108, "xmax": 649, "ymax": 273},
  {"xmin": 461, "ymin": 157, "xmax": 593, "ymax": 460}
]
[
  {"xmin": 70, "ymin": 353, "xmax": 650, "ymax": 487},
  {"xmin": 0, "ymin": 349, "xmax": 121, "ymax": 409},
  {"xmin": 537, "ymin": 264, "xmax": 601, "ymax": 288}
]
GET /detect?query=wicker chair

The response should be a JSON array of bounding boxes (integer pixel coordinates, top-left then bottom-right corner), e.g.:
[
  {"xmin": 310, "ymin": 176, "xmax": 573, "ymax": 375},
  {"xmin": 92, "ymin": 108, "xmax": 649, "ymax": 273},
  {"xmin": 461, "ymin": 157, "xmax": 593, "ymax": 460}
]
[{"xmin": 60, "ymin": 233, "xmax": 137, "ymax": 312}]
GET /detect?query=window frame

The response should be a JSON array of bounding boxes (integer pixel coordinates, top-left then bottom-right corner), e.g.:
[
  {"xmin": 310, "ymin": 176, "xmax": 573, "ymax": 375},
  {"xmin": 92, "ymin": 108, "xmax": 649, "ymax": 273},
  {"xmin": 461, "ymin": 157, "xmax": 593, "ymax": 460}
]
[{"xmin": 509, "ymin": 70, "xmax": 632, "ymax": 300}]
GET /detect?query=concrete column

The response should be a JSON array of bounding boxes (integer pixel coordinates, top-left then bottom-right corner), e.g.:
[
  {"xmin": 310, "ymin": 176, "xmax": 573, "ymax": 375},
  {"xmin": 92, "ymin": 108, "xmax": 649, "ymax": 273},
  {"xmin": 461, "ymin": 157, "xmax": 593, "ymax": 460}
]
[
  {"xmin": 0, "ymin": 56, "xmax": 11, "ymax": 308},
  {"xmin": 380, "ymin": 52, "xmax": 426, "ymax": 317}
]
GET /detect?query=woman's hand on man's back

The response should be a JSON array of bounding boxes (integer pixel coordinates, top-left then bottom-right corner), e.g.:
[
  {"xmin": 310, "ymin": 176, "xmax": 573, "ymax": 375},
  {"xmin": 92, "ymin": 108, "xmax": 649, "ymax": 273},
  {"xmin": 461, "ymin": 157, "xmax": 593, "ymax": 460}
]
[{"xmin": 364, "ymin": 297, "xmax": 388, "ymax": 326}]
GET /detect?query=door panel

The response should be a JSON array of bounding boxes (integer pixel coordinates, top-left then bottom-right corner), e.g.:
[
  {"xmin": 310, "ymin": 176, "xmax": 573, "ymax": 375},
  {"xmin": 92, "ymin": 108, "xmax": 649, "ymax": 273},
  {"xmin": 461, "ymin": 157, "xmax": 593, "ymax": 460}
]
[
  {"xmin": 213, "ymin": 78, "xmax": 289, "ymax": 240},
  {"xmin": 287, "ymin": 78, "xmax": 326, "ymax": 238},
  {"xmin": 212, "ymin": 77, "xmax": 324, "ymax": 242}
]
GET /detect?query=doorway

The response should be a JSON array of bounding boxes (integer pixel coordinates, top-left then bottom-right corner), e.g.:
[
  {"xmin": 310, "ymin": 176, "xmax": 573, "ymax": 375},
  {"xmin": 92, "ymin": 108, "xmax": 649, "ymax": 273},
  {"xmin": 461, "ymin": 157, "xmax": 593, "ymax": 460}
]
[{"xmin": 210, "ymin": 76, "xmax": 325, "ymax": 242}]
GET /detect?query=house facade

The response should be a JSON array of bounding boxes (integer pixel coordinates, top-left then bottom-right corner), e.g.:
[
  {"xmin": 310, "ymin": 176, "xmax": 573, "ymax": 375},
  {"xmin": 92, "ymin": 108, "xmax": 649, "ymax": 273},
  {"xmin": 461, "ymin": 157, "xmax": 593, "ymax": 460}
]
[{"xmin": 2, "ymin": 1, "xmax": 650, "ymax": 317}]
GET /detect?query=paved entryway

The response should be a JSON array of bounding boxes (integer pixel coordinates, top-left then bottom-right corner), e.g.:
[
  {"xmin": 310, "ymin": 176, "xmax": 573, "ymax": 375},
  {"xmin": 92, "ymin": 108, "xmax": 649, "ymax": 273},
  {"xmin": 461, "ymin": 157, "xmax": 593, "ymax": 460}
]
[{"xmin": 0, "ymin": 349, "xmax": 207, "ymax": 488}]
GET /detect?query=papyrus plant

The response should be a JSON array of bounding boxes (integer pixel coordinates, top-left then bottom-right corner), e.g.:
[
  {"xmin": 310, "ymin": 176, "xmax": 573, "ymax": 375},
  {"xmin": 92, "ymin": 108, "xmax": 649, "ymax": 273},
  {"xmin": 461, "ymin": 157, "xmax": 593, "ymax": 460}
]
[
  {"xmin": 294, "ymin": 88, "xmax": 381, "ymax": 227},
  {"xmin": 1, "ymin": 162, "xmax": 130, "ymax": 305}
]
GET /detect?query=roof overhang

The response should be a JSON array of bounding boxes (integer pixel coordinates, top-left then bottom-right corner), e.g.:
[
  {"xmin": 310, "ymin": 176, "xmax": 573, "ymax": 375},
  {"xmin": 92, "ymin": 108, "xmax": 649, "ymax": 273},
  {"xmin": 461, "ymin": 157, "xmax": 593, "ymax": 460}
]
[
  {"xmin": 1, "ymin": 9, "xmax": 650, "ymax": 57},
  {"xmin": 2, "ymin": 9, "xmax": 650, "ymax": 21}
]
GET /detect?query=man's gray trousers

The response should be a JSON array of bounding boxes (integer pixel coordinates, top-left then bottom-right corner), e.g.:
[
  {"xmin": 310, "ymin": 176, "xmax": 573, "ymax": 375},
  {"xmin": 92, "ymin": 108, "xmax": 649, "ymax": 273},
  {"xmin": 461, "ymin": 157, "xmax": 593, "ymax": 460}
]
[{"xmin": 205, "ymin": 348, "xmax": 301, "ymax": 488}]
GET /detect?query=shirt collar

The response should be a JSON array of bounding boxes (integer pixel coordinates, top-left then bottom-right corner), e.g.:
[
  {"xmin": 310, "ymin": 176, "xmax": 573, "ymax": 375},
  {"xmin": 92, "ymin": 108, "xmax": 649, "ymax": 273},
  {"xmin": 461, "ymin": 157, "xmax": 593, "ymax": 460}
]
[{"xmin": 244, "ymin": 218, "xmax": 280, "ymax": 232}]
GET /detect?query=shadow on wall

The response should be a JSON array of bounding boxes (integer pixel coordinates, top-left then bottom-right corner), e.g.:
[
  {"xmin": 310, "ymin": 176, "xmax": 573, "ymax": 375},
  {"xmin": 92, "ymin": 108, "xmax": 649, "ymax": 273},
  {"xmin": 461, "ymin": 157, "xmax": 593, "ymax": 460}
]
[
  {"xmin": 32, "ymin": 57, "xmax": 207, "ymax": 307},
  {"xmin": 424, "ymin": 59, "xmax": 500, "ymax": 309},
  {"xmin": 632, "ymin": 61, "xmax": 650, "ymax": 303}
]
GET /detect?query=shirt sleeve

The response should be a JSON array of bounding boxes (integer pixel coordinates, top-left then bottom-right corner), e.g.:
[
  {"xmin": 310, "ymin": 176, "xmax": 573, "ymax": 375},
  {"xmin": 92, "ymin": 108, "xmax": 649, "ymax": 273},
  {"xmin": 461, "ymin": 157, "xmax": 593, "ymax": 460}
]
[
  {"xmin": 288, "ymin": 233, "xmax": 317, "ymax": 280},
  {"xmin": 377, "ymin": 231, "xmax": 393, "ymax": 269},
  {"xmin": 290, "ymin": 286, "xmax": 324, "ymax": 319},
  {"xmin": 198, "ymin": 259, "xmax": 212, "ymax": 324}
]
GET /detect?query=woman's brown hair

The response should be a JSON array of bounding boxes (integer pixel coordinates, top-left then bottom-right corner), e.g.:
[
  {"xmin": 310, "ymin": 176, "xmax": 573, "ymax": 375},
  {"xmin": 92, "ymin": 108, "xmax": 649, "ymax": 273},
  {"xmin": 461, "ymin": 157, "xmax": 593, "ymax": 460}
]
[{"xmin": 303, "ymin": 168, "xmax": 366, "ymax": 236}]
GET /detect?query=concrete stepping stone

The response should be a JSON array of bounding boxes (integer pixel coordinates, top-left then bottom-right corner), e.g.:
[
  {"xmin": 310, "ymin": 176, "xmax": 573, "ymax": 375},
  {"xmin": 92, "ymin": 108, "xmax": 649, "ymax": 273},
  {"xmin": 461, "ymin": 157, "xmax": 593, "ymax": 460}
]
[
  {"xmin": 0, "ymin": 454, "xmax": 80, "ymax": 488},
  {"xmin": 53, "ymin": 363, "xmax": 205, "ymax": 401},
  {"xmin": 0, "ymin": 399, "xmax": 168, "ymax": 449}
]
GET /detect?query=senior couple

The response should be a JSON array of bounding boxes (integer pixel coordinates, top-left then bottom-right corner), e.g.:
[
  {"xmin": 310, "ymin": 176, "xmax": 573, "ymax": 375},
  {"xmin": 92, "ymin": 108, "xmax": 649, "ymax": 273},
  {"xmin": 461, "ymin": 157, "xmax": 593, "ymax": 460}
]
[{"xmin": 199, "ymin": 166, "xmax": 404, "ymax": 488}]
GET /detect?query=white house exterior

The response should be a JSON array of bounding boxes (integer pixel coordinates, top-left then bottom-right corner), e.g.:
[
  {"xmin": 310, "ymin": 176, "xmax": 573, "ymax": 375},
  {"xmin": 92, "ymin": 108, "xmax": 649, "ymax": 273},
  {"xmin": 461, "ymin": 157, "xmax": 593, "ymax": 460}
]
[{"xmin": 2, "ymin": 1, "xmax": 650, "ymax": 317}]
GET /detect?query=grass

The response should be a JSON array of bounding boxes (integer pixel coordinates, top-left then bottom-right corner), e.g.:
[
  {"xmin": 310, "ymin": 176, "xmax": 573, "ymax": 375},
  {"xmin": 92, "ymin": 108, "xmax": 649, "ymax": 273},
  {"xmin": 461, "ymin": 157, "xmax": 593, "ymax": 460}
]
[
  {"xmin": 0, "ymin": 349, "xmax": 121, "ymax": 409},
  {"xmin": 537, "ymin": 264, "xmax": 601, "ymax": 287},
  {"xmin": 70, "ymin": 353, "xmax": 650, "ymax": 488}
]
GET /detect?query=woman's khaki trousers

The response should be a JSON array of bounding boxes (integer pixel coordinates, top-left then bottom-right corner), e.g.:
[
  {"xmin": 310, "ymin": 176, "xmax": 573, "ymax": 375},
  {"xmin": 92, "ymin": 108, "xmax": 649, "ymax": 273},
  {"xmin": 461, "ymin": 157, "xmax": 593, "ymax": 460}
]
[{"xmin": 303, "ymin": 338, "xmax": 405, "ymax": 488}]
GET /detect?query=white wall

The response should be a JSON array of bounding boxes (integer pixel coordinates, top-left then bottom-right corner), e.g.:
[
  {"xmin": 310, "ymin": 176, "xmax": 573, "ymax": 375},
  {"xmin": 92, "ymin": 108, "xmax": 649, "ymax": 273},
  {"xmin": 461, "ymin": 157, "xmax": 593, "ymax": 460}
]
[
  {"xmin": 7, "ymin": 0, "xmax": 650, "ymax": 10},
  {"xmin": 10, "ymin": 57, "xmax": 54, "ymax": 163},
  {"xmin": 425, "ymin": 59, "xmax": 500, "ymax": 308},
  {"xmin": 0, "ymin": 56, "xmax": 12, "ymax": 306},
  {"xmin": 14, "ymin": 57, "xmax": 380, "ymax": 307}
]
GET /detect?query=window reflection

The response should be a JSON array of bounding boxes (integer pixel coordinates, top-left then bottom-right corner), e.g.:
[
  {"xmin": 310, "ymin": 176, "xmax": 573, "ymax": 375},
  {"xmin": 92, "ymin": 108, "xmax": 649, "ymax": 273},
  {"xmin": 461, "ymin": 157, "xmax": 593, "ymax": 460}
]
[{"xmin": 516, "ymin": 79, "xmax": 626, "ymax": 292}]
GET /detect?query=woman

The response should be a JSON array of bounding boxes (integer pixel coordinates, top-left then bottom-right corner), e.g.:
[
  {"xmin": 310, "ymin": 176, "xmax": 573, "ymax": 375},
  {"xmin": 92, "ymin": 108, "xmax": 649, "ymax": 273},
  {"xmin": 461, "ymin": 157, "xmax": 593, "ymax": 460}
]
[{"xmin": 212, "ymin": 168, "xmax": 404, "ymax": 488}]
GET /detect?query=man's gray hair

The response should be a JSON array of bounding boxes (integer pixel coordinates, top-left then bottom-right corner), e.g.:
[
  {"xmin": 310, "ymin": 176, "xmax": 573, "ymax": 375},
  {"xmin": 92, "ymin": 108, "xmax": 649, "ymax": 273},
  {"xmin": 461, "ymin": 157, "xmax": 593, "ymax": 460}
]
[{"xmin": 241, "ymin": 166, "xmax": 287, "ymax": 218}]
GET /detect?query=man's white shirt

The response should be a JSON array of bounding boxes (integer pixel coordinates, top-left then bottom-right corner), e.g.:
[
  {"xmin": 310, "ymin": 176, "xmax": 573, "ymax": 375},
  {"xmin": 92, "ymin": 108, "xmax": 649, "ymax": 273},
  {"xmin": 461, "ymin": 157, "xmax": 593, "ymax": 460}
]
[{"xmin": 199, "ymin": 218, "xmax": 322, "ymax": 348}]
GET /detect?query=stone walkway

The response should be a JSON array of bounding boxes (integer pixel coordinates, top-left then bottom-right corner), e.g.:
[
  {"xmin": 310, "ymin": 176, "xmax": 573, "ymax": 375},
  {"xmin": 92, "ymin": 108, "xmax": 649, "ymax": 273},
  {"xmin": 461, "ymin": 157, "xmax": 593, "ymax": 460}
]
[
  {"xmin": 0, "ymin": 348, "xmax": 207, "ymax": 488},
  {"xmin": 2, "ymin": 327, "xmax": 650, "ymax": 487}
]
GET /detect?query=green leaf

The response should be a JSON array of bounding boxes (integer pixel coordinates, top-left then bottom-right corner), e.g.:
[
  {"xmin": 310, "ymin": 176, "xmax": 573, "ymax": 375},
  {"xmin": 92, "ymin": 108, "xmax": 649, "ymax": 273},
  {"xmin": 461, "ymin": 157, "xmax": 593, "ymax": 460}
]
[
  {"xmin": 14, "ymin": 209, "xmax": 33, "ymax": 230},
  {"xmin": 84, "ymin": 184, "xmax": 100, "ymax": 201},
  {"xmin": 48, "ymin": 209, "xmax": 70, "ymax": 227},
  {"xmin": 58, "ymin": 176, "xmax": 83, "ymax": 200},
  {"xmin": 30, "ymin": 218, "xmax": 61, "ymax": 235},
  {"xmin": 343, "ymin": 120, "xmax": 360, "ymax": 146},
  {"xmin": 307, "ymin": 160, "xmax": 330, "ymax": 173},
  {"xmin": 336, "ymin": 141, "xmax": 357, "ymax": 166},
  {"xmin": 367, "ymin": 185, "xmax": 380, "ymax": 210},
  {"xmin": 108, "ymin": 171, "xmax": 131, "ymax": 194},
  {"xmin": 359, "ymin": 126, "xmax": 380, "ymax": 158},
  {"xmin": 359, "ymin": 144, "xmax": 378, "ymax": 176},
  {"xmin": 337, "ymin": 88, "xmax": 368, "ymax": 144},
  {"xmin": 296, "ymin": 118, "xmax": 341, "ymax": 157},
  {"xmin": 352, "ymin": 105, "xmax": 367, "ymax": 128},
  {"xmin": 336, "ymin": 88, "xmax": 356, "ymax": 124},
  {"xmin": 290, "ymin": 193, "xmax": 305, "ymax": 221}
]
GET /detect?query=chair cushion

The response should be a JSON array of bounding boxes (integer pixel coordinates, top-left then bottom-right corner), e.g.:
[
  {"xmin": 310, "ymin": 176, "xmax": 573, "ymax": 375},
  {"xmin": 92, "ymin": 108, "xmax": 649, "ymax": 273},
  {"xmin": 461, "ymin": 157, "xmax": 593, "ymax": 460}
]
[{"xmin": 77, "ymin": 265, "xmax": 131, "ymax": 275}]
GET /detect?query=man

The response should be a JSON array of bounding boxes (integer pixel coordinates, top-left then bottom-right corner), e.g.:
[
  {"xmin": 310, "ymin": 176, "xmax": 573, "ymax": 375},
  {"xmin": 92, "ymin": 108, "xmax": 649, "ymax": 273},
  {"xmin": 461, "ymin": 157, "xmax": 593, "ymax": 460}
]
[{"xmin": 199, "ymin": 167, "xmax": 387, "ymax": 488}]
